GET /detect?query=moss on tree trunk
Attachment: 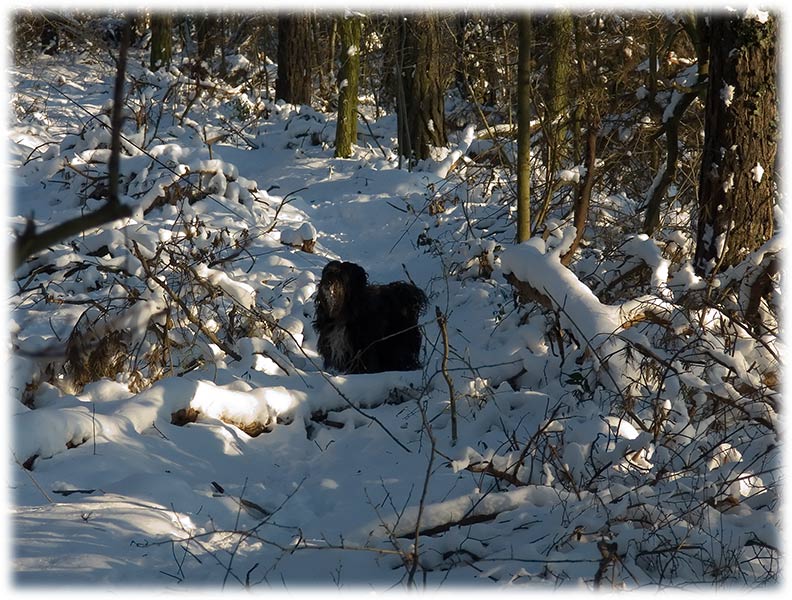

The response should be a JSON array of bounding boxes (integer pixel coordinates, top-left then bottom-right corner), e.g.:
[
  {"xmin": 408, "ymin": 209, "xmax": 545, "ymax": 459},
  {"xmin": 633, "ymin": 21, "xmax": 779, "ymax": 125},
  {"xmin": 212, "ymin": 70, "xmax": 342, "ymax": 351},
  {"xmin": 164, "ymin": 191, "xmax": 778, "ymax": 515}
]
[{"xmin": 334, "ymin": 15, "xmax": 361, "ymax": 158}]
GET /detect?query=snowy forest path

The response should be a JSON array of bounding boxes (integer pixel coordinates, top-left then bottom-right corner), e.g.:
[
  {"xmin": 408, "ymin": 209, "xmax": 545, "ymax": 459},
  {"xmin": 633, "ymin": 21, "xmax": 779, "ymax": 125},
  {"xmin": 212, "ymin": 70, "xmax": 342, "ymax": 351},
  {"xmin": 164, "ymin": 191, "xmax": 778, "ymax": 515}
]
[{"xmin": 220, "ymin": 144, "xmax": 436, "ymax": 284}]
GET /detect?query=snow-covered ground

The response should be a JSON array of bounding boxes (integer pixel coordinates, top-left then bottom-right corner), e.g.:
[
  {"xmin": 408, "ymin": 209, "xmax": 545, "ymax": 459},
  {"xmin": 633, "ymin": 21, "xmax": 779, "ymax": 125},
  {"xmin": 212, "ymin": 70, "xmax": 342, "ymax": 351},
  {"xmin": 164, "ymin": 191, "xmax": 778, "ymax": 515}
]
[{"xmin": 8, "ymin": 41, "xmax": 780, "ymax": 593}]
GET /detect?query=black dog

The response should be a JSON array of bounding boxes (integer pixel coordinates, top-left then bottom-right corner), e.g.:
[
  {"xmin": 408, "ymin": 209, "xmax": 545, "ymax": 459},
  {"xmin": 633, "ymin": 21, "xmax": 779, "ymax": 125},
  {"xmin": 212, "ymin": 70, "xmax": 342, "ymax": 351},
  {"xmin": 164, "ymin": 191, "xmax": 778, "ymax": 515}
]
[{"xmin": 313, "ymin": 261, "xmax": 428, "ymax": 374}]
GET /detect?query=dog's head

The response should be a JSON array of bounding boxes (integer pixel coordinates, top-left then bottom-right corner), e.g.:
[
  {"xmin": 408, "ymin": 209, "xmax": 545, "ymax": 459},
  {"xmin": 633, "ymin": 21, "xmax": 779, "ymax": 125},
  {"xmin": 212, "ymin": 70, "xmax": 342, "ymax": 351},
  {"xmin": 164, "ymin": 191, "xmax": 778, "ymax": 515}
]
[{"xmin": 316, "ymin": 260, "xmax": 368, "ymax": 320}]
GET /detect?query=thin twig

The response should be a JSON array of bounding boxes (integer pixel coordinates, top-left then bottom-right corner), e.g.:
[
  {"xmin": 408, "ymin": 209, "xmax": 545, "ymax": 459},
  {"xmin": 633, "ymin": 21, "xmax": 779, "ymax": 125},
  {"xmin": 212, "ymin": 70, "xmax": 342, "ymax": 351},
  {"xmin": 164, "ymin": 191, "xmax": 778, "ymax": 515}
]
[
  {"xmin": 222, "ymin": 477, "xmax": 249, "ymax": 590},
  {"xmin": 13, "ymin": 452, "xmax": 53, "ymax": 503},
  {"xmin": 435, "ymin": 306, "xmax": 457, "ymax": 445},
  {"xmin": 407, "ymin": 383, "xmax": 438, "ymax": 588},
  {"xmin": 131, "ymin": 241, "xmax": 242, "ymax": 362},
  {"xmin": 357, "ymin": 109, "xmax": 388, "ymax": 159}
]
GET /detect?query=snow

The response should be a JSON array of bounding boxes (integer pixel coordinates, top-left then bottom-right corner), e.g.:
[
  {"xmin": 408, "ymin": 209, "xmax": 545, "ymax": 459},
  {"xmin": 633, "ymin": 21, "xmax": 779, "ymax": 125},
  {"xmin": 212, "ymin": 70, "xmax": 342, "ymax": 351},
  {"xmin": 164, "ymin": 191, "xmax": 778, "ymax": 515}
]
[
  {"xmin": 343, "ymin": 9, "xmax": 366, "ymax": 19},
  {"xmin": 7, "ymin": 36, "xmax": 780, "ymax": 593},
  {"xmin": 434, "ymin": 124, "xmax": 474, "ymax": 178},
  {"xmin": 723, "ymin": 172, "xmax": 735, "ymax": 193},
  {"xmin": 194, "ymin": 264, "xmax": 257, "ymax": 310},
  {"xmin": 621, "ymin": 234, "xmax": 670, "ymax": 293},
  {"xmin": 557, "ymin": 167, "xmax": 581, "ymax": 184},
  {"xmin": 720, "ymin": 83, "xmax": 736, "ymax": 107},
  {"xmin": 501, "ymin": 232, "xmax": 624, "ymax": 356},
  {"xmin": 279, "ymin": 221, "xmax": 317, "ymax": 248},
  {"xmin": 751, "ymin": 162, "xmax": 765, "ymax": 183},
  {"xmin": 745, "ymin": 5, "xmax": 770, "ymax": 23}
]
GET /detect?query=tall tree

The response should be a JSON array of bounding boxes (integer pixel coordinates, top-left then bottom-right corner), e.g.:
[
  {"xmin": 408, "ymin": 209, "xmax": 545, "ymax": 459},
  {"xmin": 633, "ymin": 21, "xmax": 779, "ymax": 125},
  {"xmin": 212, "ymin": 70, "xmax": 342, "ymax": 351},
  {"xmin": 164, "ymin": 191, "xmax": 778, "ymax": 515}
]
[
  {"xmin": 516, "ymin": 14, "xmax": 532, "ymax": 242},
  {"xmin": 149, "ymin": 14, "xmax": 172, "ymax": 71},
  {"xmin": 453, "ymin": 14, "xmax": 469, "ymax": 98},
  {"xmin": 544, "ymin": 11, "xmax": 573, "ymax": 166},
  {"xmin": 276, "ymin": 13, "xmax": 313, "ymax": 105},
  {"xmin": 334, "ymin": 14, "xmax": 362, "ymax": 158},
  {"xmin": 395, "ymin": 14, "xmax": 447, "ymax": 166},
  {"xmin": 195, "ymin": 14, "xmax": 220, "ymax": 64},
  {"xmin": 694, "ymin": 13, "xmax": 777, "ymax": 275},
  {"xmin": 534, "ymin": 11, "xmax": 573, "ymax": 234}
]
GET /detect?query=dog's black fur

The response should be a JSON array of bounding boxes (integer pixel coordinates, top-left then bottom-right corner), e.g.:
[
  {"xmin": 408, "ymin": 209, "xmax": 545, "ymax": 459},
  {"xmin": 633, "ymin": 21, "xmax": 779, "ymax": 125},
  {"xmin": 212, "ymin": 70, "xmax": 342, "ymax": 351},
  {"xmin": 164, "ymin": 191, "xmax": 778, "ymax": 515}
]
[{"xmin": 313, "ymin": 261, "xmax": 428, "ymax": 374}]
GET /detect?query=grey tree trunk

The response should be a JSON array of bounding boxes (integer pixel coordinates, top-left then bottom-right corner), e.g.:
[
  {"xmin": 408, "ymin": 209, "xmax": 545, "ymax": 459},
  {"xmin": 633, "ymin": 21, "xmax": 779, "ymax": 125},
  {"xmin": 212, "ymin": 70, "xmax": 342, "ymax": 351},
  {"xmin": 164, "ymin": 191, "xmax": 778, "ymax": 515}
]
[{"xmin": 535, "ymin": 11, "xmax": 573, "ymax": 235}]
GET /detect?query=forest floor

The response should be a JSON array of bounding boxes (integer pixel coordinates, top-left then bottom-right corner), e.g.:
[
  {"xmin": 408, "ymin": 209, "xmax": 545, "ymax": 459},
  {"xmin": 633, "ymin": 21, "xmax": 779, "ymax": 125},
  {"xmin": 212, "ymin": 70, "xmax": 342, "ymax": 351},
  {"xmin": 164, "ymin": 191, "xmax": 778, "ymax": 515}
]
[{"xmin": 7, "ymin": 45, "xmax": 780, "ymax": 594}]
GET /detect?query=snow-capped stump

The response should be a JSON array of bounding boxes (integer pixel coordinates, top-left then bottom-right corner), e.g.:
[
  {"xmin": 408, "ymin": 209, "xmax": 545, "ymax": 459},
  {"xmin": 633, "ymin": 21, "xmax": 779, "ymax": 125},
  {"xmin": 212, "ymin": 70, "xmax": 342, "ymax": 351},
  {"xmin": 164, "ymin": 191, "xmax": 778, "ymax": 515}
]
[
  {"xmin": 280, "ymin": 222, "xmax": 317, "ymax": 253},
  {"xmin": 170, "ymin": 380, "xmax": 278, "ymax": 437}
]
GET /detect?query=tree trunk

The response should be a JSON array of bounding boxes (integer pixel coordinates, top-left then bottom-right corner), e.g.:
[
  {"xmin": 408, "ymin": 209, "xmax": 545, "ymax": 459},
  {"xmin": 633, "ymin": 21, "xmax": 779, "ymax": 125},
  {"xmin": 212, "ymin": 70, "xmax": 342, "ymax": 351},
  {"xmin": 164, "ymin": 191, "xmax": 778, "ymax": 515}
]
[
  {"xmin": 544, "ymin": 11, "xmax": 573, "ymax": 168},
  {"xmin": 453, "ymin": 15, "xmax": 468, "ymax": 98},
  {"xmin": 334, "ymin": 15, "xmax": 362, "ymax": 158},
  {"xmin": 396, "ymin": 14, "xmax": 447, "ymax": 165},
  {"xmin": 516, "ymin": 14, "xmax": 532, "ymax": 242},
  {"xmin": 694, "ymin": 14, "xmax": 777, "ymax": 276},
  {"xmin": 536, "ymin": 11, "xmax": 573, "ymax": 235},
  {"xmin": 325, "ymin": 18, "xmax": 338, "ymax": 99},
  {"xmin": 150, "ymin": 14, "xmax": 172, "ymax": 71},
  {"xmin": 276, "ymin": 13, "xmax": 313, "ymax": 105},
  {"xmin": 196, "ymin": 14, "xmax": 220, "ymax": 63}
]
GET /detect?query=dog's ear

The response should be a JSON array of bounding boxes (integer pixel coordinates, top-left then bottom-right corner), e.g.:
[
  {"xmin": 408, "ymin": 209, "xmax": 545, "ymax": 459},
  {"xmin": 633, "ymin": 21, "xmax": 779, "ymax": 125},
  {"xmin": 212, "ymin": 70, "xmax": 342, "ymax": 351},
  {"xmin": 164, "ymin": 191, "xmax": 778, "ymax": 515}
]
[
  {"xmin": 321, "ymin": 260, "xmax": 343, "ymax": 279},
  {"xmin": 342, "ymin": 262, "xmax": 368, "ymax": 292}
]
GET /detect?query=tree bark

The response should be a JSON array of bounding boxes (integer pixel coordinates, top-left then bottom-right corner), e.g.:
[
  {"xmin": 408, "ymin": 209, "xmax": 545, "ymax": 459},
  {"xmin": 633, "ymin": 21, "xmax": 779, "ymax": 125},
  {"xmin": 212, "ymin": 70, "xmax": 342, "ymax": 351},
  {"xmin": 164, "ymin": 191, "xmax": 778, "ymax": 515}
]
[
  {"xmin": 334, "ymin": 14, "xmax": 361, "ymax": 158},
  {"xmin": 276, "ymin": 13, "xmax": 313, "ymax": 105},
  {"xmin": 195, "ymin": 14, "xmax": 220, "ymax": 63},
  {"xmin": 535, "ymin": 11, "xmax": 573, "ymax": 235},
  {"xmin": 544, "ymin": 11, "xmax": 573, "ymax": 171},
  {"xmin": 516, "ymin": 14, "xmax": 532, "ymax": 242},
  {"xmin": 396, "ymin": 14, "xmax": 447, "ymax": 165},
  {"xmin": 694, "ymin": 14, "xmax": 777, "ymax": 276},
  {"xmin": 149, "ymin": 14, "xmax": 172, "ymax": 71}
]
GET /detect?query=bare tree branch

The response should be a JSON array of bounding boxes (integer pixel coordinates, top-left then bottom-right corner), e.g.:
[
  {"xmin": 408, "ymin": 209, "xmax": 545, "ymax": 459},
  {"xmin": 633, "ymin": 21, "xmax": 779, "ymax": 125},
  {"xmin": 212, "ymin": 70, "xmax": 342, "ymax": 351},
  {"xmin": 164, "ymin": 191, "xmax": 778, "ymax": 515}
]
[{"xmin": 13, "ymin": 18, "xmax": 134, "ymax": 269}]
